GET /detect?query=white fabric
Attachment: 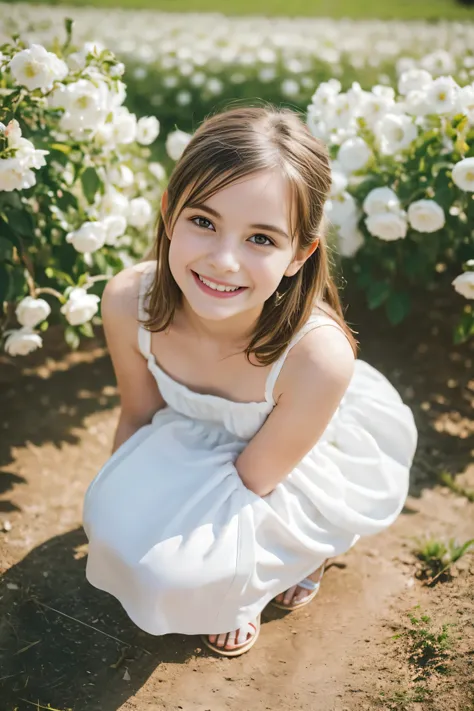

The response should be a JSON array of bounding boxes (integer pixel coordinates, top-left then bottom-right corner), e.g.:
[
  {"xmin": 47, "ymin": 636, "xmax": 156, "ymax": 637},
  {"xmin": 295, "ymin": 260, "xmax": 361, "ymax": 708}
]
[{"xmin": 83, "ymin": 265, "xmax": 418, "ymax": 636}]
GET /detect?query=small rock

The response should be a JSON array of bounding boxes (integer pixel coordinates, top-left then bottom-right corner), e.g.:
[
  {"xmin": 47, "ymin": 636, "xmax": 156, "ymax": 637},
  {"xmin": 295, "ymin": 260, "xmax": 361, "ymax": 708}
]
[
  {"xmin": 6, "ymin": 583, "xmax": 19, "ymax": 590},
  {"xmin": 123, "ymin": 669, "xmax": 131, "ymax": 681},
  {"xmin": 405, "ymin": 577, "xmax": 415, "ymax": 589},
  {"xmin": 3, "ymin": 520, "xmax": 12, "ymax": 532}
]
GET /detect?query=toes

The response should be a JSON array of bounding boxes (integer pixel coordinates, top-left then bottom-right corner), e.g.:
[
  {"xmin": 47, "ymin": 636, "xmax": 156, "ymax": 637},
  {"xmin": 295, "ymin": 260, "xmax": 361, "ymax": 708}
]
[
  {"xmin": 294, "ymin": 587, "xmax": 311, "ymax": 604},
  {"xmin": 216, "ymin": 632, "xmax": 228, "ymax": 647},
  {"xmin": 208, "ymin": 634, "xmax": 217, "ymax": 643},
  {"xmin": 283, "ymin": 585, "xmax": 298, "ymax": 606}
]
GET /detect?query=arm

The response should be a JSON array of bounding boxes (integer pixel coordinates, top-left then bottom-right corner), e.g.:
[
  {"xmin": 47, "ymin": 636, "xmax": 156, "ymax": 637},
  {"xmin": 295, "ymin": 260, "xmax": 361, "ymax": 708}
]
[
  {"xmin": 101, "ymin": 266, "xmax": 167, "ymax": 454},
  {"xmin": 235, "ymin": 326, "xmax": 355, "ymax": 497}
]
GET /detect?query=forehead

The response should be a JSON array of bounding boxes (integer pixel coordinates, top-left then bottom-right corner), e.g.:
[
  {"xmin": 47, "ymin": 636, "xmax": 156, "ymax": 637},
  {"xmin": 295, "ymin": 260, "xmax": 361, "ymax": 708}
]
[{"xmin": 207, "ymin": 169, "xmax": 292, "ymax": 220}]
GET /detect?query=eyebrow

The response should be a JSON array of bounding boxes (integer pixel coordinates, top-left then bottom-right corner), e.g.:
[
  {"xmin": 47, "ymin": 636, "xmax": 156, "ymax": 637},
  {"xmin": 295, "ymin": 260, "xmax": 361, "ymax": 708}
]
[{"xmin": 187, "ymin": 202, "xmax": 290, "ymax": 241}]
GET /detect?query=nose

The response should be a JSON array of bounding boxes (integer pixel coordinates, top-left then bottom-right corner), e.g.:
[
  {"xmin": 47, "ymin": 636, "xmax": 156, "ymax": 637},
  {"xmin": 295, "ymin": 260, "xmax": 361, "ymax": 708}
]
[{"xmin": 207, "ymin": 239, "xmax": 240, "ymax": 273}]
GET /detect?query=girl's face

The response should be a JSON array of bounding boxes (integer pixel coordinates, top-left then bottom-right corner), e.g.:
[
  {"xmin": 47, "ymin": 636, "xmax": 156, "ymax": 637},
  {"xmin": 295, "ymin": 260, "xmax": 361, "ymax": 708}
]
[{"xmin": 165, "ymin": 168, "xmax": 317, "ymax": 329}]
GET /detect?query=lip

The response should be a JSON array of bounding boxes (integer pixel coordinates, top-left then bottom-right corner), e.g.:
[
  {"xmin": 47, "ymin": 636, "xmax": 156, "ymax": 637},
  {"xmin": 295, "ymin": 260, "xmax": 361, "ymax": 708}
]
[{"xmin": 191, "ymin": 270, "xmax": 248, "ymax": 298}]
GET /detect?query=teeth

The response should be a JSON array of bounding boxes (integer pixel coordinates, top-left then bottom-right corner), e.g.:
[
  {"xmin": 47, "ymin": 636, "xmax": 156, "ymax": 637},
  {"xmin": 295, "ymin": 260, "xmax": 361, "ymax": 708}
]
[{"xmin": 198, "ymin": 274, "xmax": 241, "ymax": 292}]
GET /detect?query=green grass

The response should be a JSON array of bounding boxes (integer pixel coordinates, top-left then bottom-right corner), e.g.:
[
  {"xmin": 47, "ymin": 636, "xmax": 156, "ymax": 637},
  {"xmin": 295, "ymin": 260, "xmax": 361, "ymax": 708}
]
[
  {"xmin": 15, "ymin": 0, "xmax": 474, "ymax": 20},
  {"xmin": 412, "ymin": 535, "xmax": 474, "ymax": 584}
]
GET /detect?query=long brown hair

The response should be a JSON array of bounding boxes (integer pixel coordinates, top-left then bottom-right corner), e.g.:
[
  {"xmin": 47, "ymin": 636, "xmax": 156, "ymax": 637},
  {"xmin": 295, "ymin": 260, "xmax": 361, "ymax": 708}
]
[{"xmin": 142, "ymin": 104, "xmax": 358, "ymax": 365}]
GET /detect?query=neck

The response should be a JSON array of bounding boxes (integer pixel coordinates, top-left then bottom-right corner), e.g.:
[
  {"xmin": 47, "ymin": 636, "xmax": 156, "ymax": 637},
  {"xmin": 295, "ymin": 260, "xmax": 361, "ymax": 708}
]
[{"xmin": 179, "ymin": 297, "xmax": 264, "ymax": 351}]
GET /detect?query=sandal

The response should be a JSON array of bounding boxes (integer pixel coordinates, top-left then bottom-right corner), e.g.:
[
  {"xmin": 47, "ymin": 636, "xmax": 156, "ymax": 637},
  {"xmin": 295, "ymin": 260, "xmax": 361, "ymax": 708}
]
[
  {"xmin": 200, "ymin": 614, "xmax": 261, "ymax": 657},
  {"xmin": 271, "ymin": 563, "xmax": 326, "ymax": 611}
]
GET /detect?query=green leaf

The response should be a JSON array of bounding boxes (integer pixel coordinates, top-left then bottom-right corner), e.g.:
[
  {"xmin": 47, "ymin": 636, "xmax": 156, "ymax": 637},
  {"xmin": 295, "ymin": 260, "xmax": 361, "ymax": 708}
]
[
  {"xmin": 81, "ymin": 167, "xmax": 102, "ymax": 204},
  {"xmin": 45, "ymin": 267, "xmax": 75, "ymax": 286},
  {"xmin": 367, "ymin": 281, "xmax": 391, "ymax": 309},
  {"xmin": 0, "ymin": 265, "xmax": 9, "ymax": 303},
  {"xmin": 0, "ymin": 236, "xmax": 13, "ymax": 261},
  {"xmin": 453, "ymin": 310, "xmax": 474, "ymax": 344},
  {"xmin": 78, "ymin": 321, "xmax": 94, "ymax": 338},
  {"xmin": 6, "ymin": 208, "xmax": 36, "ymax": 238},
  {"xmin": 386, "ymin": 292, "xmax": 411, "ymax": 325},
  {"xmin": 50, "ymin": 143, "xmax": 72, "ymax": 154},
  {"xmin": 64, "ymin": 326, "xmax": 80, "ymax": 350}
]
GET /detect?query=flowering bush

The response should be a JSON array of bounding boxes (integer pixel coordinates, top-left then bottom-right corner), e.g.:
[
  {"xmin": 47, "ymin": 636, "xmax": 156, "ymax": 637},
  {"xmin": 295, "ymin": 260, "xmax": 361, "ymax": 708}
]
[
  {"xmin": 0, "ymin": 21, "xmax": 174, "ymax": 356},
  {"xmin": 308, "ymin": 74, "xmax": 474, "ymax": 342},
  {"xmin": 3, "ymin": 4, "xmax": 474, "ymax": 151}
]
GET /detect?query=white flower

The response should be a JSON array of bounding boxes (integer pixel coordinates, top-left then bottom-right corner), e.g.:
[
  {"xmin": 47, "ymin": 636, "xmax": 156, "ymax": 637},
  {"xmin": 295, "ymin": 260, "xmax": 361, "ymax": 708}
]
[
  {"xmin": 97, "ymin": 187, "xmax": 129, "ymax": 219},
  {"xmin": 128, "ymin": 197, "xmax": 153, "ymax": 229},
  {"xmin": 4, "ymin": 327, "xmax": 42, "ymax": 356},
  {"xmin": 15, "ymin": 296, "xmax": 51, "ymax": 328},
  {"xmin": 281, "ymin": 79, "xmax": 300, "ymax": 97},
  {"xmin": 311, "ymin": 79, "xmax": 341, "ymax": 110},
  {"xmin": 365, "ymin": 212, "xmax": 408, "ymax": 241},
  {"xmin": 398, "ymin": 69, "xmax": 432, "ymax": 96},
  {"xmin": 59, "ymin": 79, "xmax": 110, "ymax": 134},
  {"xmin": 407, "ymin": 200, "xmax": 445, "ymax": 233},
  {"xmin": 363, "ymin": 187, "xmax": 401, "ymax": 215},
  {"xmin": 337, "ymin": 137, "xmax": 371, "ymax": 173},
  {"xmin": 149, "ymin": 162, "xmax": 166, "ymax": 181},
  {"xmin": 2, "ymin": 120, "xmax": 49, "ymax": 183},
  {"xmin": 337, "ymin": 220, "xmax": 365, "ymax": 257},
  {"xmin": 424, "ymin": 76, "xmax": 459, "ymax": 115},
  {"xmin": 190, "ymin": 72, "xmax": 206, "ymax": 87},
  {"xmin": 67, "ymin": 41, "xmax": 105, "ymax": 71},
  {"xmin": 329, "ymin": 169, "xmax": 348, "ymax": 197},
  {"xmin": 61, "ymin": 288, "xmax": 100, "ymax": 326},
  {"xmin": 452, "ymin": 272, "xmax": 474, "ymax": 299},
  {"xmin": 452, "ymin": 157, "xmax": 474, "ymax": 192},
  {"xmin": 108, "ymin": 164, "xmax": 134, "ymax": 189},
  {"xmin": 166, "ymin": 129, "xmax": 192, "ymax": 161},
  {"xmin": 66, "ymin": 222, "xmax": 107, "ymax": 253},
  {"xmin": 176, "ymin": 90, "xmax": 192, "ymax": 106},
  {"xmin": 457, "ymin": 85, "xmax": 474, "ymax": 124},
  {"xmin": 421, "ymin": 50, "xmax": 456, "ymax": 77},
  {"xmin": 376, "ymin": 114, "xmax": 418, "ymax": 155},
  {"xmin": 8, "ymin": 44, "xmax": 68, "ymax": 91},
  {"xmin": 109, "ymin": 107, "xmax": 137, "ymax": 145},
  {"xmin": 206, "ymin": 78, "xmax": 224, "ymax": 95},
  {"xmin": 0, "ymin": 157, "xmax": 36, "ymax": 191},
  {"xmin": 403, "ymin": 89, "xmax": 430, "ymax": 117},
  {"xmin": 102, "ymin": 215, "xmax": 127, "ymax": 245},
  {"xmin": 325, "ymin": 191, "xmax": 358, "ymax": 227},
  {"xmin": 136, "ymin": 116, "xmax": 160, "ymax": 145}
]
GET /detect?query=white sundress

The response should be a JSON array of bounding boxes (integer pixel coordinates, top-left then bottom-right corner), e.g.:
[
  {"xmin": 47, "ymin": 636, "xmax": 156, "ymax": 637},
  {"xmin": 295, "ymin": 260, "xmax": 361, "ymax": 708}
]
[{"xmin": 83, "ymin": 265, "xmax": 418, "ymax": 636}]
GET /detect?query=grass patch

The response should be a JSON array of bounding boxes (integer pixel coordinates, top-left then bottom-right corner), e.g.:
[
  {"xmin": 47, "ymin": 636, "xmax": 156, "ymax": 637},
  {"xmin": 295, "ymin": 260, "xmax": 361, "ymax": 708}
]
[
  {"xmin": 379, "ymin": 684, "xmax": 431, "ymax": 710},
  {"xmin": 412, "ymin": 535, "xmax": 474, "ymax": 584},
  {"xmin": 9, "ymin": 0, "xmax": 474, "ymax": 20},
  {"xmin": 439, "ymin": 470, "xmax": 474, "ymax": 502},
  {"xmin": 393, "ymin": 608, "xmax": 454, "ymax": 680}
]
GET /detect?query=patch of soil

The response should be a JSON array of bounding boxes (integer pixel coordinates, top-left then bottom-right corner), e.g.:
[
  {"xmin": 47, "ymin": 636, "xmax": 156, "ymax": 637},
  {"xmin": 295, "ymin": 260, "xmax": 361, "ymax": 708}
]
[{"xmin": 1, "ymin": 287, "xmax": 473, "ymax": 711}]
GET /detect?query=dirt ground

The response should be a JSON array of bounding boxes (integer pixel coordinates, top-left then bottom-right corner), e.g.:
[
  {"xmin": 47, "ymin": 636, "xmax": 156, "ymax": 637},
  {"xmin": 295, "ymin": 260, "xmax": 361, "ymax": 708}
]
[{"xmin": 1, "ymin": 285, "xmax": 473, "ymax": 711}]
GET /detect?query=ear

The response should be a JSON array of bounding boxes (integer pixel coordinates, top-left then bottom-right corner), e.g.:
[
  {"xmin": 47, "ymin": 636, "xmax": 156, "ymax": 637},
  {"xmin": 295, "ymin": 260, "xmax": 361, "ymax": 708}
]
[{"xmin": 284, "ymin": 238, "xmax": 320, "ymax": 278}]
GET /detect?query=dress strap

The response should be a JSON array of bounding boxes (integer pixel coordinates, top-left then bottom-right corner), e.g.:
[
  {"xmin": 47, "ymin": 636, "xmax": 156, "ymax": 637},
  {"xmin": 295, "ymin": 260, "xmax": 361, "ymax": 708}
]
[
  {"xmin": 264, "ymin": 315, "xmax": 345, "ymax": 406},
  {"xmin": 137, "ymin": 267, "xmax": 154, "ymax": 359}
]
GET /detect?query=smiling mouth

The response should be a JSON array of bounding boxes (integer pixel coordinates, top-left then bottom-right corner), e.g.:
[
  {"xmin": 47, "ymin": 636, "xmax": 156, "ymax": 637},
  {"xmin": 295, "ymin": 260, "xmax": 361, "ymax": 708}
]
[{"xmin": 192, "ymin": 271, "xmax": 247, "ymax": 292}]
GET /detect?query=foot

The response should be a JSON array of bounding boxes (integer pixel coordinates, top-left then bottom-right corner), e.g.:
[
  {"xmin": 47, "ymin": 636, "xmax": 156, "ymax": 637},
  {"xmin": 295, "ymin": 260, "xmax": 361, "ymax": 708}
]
[
  {"xmin": 274, "ymin": 562, "xmax": 325, "ymax": 607},
  {"xmin": 207, "ymin": 618, "xmax": 258, "ymax": 652}
]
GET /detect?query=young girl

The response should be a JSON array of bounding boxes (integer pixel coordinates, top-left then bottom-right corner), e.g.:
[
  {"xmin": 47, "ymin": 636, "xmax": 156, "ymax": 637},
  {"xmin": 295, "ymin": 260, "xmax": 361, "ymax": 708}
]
[{"xmin": 83, "ymin": 105, "xmax": 418, "ymax": 658}]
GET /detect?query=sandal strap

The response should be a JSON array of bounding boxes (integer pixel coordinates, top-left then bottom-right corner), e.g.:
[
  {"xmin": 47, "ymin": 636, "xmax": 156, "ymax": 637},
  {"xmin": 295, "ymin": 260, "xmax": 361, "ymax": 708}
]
[{"xmin": 298, "ymin": 564, "xmax": 325, "ymax": 592}]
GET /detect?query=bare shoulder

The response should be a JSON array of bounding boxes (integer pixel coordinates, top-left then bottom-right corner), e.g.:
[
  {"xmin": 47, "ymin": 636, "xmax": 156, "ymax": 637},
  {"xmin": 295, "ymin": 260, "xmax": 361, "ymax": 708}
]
[
  {"xmin": 279, "ymin": 319, "xmax": 355, "ymax": 401},
  {"xmin": 101, "ymin": 260, "xmax": 155, "ymax": 321}
]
